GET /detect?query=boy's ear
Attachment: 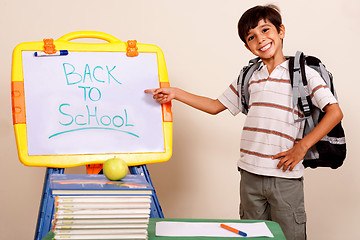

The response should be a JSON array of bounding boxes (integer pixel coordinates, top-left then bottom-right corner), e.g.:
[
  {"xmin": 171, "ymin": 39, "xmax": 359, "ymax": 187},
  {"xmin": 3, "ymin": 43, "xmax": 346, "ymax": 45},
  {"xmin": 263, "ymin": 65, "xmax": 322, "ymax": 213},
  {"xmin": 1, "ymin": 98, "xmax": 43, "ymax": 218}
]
[{"xmin": 279, "ymin": 24, "xmax": 285, "ymax": 39}]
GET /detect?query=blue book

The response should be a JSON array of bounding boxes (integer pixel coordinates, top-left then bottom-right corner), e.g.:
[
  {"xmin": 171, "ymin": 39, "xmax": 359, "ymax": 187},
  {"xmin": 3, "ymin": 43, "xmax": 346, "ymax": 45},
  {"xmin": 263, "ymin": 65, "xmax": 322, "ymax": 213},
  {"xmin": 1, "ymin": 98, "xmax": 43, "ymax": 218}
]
[{"xmin": 50, "ymin": 174, "xmax": 153, "ymax": 196}]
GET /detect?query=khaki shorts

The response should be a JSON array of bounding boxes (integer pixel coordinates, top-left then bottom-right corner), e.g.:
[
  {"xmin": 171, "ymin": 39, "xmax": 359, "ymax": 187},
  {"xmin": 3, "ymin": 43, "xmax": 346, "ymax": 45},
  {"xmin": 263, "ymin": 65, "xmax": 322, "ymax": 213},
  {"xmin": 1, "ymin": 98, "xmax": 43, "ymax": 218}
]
[{"xmin": 239, "ymin": 169, "xmax": 307, "ymax": 240}]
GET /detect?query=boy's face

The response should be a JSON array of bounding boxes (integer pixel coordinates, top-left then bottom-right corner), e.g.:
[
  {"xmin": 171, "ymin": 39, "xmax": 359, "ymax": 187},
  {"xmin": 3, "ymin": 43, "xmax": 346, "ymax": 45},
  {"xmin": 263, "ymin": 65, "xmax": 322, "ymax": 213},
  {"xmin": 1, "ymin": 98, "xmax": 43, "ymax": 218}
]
[{"xmin": 245, "ymin": 19, "xmax": 285, "ymax": 62}]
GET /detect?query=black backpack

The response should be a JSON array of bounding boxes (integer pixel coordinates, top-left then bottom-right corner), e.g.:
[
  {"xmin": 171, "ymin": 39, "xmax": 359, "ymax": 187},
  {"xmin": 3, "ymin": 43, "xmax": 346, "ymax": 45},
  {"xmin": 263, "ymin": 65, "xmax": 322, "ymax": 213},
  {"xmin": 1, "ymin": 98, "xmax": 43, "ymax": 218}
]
[{"xmin": 238, "ymin": 51, "xmax": 346, "ymax": 169}]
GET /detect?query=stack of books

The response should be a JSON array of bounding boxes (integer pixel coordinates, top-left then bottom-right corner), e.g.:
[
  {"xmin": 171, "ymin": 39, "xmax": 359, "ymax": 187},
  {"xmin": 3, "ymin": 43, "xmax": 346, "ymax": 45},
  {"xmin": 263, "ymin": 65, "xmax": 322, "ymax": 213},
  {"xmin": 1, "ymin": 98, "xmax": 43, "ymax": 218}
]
[{"xmin": 50, "ymin": 174, "xmax": 153, "ymax": 240}]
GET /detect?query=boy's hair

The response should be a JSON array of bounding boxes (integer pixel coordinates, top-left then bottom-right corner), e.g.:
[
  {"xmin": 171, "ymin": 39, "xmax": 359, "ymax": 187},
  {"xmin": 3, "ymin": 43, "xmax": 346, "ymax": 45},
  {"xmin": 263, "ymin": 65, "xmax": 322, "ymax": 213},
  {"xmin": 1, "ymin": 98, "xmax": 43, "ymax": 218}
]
[{"xmin": 238, "ymin": 5, "xmax": 282, "ymax": 45}]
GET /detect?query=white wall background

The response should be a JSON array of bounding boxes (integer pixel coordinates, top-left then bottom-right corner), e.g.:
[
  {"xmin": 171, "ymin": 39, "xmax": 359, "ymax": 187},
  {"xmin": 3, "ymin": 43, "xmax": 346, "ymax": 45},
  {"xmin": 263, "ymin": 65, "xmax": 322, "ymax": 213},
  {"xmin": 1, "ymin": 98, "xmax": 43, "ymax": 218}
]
[{"xmin": 1, "ymin": 0, "xmax": 359, "ymax": 239}]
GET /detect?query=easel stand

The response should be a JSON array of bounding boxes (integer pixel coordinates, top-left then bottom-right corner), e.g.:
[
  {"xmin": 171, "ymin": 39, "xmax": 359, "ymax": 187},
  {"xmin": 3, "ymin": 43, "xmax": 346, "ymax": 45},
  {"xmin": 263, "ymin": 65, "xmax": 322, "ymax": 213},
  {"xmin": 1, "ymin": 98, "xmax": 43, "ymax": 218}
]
[
  {"xmin": 129, "ymin": 165, "xmax": 164, "ymax": 219},
  {"xmin": 34, "ymin": 168, "xmax": 64, "ymax": 240},
  {"xmin": 34, "ymin": 165, "xmax": 163, "ymax": 240}
]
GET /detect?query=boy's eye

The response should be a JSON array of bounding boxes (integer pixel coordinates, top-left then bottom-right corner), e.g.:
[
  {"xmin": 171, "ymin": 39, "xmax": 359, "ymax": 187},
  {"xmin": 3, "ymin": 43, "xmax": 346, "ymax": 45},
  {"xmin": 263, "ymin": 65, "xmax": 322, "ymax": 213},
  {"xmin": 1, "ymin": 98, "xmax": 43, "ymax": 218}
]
[
  {"xmin": 262, "ymin": 28, "xmax": 269, "ymax": 33},
  {"xmin": 248, "ymin": 36, "xmax": 254, "ymax": 41}
]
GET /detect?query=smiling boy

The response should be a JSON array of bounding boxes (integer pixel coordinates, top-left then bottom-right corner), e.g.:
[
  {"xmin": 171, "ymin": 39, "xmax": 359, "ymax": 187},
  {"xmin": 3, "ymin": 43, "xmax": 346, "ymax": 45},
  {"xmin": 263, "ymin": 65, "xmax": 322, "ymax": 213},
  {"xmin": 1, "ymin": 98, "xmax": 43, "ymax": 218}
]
[{"xmin": 145, "ymin": 5, "xmax": 342, "ymax": 240}]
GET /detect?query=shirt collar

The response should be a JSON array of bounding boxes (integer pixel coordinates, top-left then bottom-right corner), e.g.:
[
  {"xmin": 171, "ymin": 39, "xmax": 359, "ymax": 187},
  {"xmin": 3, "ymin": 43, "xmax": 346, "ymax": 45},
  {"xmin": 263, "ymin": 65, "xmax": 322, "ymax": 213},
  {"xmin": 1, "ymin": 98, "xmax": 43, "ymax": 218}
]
[
  {"xmin": 257, "ymin": 59, "xmax": 289, "ymax": 72},
  {"xmin": 279, "ymin": 59, "xmax": 289, "ymax": 70}
]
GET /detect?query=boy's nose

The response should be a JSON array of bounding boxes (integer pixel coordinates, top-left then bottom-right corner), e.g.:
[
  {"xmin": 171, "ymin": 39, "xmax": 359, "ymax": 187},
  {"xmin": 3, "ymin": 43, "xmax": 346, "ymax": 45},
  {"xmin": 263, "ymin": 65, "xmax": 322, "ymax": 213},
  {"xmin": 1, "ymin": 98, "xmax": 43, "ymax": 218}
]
[{"xmin": 258, "ymin": 36, "xmax": 265, "ymax": 44}]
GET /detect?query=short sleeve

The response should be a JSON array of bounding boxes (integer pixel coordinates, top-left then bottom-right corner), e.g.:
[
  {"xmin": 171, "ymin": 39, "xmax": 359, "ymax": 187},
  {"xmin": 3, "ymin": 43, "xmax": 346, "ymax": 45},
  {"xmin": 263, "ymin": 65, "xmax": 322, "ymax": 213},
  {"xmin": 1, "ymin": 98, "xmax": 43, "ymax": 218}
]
[
  {"xmin": 218, "ymin": 78, "xmax": 242, "ymax": 116},
  {"xmin": 305, "ymin": 66, "xmax": 337, "ymax": 111}
]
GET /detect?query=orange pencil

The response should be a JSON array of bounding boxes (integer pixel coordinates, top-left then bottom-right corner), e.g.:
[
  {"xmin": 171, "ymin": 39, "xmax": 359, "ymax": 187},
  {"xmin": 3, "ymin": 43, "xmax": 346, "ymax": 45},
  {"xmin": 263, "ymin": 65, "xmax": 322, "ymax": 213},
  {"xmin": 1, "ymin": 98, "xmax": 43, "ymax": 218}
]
[{"xmin": 220, "ymin": 223, "xmax": 247, "ymax": 237}]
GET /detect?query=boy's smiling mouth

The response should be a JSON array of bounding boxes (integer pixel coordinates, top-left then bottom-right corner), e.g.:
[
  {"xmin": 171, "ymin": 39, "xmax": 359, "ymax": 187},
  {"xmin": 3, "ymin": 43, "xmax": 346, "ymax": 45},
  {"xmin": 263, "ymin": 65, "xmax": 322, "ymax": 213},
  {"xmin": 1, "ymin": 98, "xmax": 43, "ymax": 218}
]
[{"xmin": 259, "ymin": 42, "xmax": 272, "ymax": 52}]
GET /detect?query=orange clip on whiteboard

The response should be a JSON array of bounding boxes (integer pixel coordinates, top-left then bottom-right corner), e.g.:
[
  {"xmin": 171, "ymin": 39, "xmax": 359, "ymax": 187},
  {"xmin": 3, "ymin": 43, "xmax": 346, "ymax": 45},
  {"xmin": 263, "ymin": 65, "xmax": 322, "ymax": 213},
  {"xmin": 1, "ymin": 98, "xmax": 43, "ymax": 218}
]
[{"xmin": 11, "ymin": 31, "xmax": 172, "ymax": 168}]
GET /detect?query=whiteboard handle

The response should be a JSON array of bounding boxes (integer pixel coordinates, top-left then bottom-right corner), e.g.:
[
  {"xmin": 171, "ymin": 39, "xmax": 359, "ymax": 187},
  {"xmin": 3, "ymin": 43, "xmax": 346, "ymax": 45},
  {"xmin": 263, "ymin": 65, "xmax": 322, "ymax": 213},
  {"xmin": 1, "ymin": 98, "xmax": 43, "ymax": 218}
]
[{"xmin": 57, "ymin": 31, "xmax": 121, "ymax": 43}]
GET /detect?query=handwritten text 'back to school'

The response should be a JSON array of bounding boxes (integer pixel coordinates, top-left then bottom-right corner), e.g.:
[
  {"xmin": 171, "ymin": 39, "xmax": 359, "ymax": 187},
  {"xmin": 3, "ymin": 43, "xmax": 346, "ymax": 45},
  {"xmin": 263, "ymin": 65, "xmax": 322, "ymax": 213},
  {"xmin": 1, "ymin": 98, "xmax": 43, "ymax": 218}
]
[{"xmin": 50, "ymin": 63, "xmax": 138, "ymax": 139}]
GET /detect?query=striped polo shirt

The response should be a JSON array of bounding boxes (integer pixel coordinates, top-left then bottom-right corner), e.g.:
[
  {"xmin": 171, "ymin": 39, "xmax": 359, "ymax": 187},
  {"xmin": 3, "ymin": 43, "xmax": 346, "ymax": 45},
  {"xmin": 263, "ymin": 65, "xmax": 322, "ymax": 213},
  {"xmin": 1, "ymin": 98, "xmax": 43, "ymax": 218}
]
[{"xmin": 218, "ymin": 60, "xmax": 337, "ymax": 178}]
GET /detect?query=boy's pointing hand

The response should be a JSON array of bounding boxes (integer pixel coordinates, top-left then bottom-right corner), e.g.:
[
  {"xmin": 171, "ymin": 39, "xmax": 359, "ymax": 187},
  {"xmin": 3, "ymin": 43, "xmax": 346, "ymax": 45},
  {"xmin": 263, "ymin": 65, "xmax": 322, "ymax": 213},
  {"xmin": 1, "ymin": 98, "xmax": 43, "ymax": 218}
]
[{"xmin": 145, "ymin": 87, "xmax": 176, "ymax": 104}]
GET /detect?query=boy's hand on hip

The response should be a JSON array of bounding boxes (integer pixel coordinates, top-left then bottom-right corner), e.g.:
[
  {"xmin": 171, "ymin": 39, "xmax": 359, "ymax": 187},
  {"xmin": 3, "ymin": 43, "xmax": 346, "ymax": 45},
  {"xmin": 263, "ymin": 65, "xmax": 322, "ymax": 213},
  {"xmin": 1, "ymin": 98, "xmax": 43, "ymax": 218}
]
[
  {"xmin": 273, "ymin": 104, "xmax": 343, "ymax": 172},
  {"xmin": 273, "ymin": 143, "xmax": 308, "ymax": 171}
]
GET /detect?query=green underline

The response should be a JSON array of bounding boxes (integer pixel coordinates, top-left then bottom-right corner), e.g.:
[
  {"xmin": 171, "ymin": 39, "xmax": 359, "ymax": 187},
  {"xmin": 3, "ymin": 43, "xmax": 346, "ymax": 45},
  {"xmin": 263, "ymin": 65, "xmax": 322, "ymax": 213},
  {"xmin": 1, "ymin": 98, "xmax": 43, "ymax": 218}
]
[{"xmin": 49, "ymin": 127, "xmax": 139, "ymax": 139}]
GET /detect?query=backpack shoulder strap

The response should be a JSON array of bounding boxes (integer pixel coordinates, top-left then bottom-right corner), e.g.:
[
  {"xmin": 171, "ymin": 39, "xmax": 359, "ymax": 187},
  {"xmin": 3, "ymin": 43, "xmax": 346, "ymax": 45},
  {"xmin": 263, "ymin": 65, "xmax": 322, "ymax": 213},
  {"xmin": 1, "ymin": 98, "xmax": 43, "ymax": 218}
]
[
  {"xmin": 290, "ymin": 51, "xmax": 318, "ymax": 134},
  {"xmin": 238, "ymin": 57, "xmax": 261, "ymax": 115},
  {"xmin": 290, "ymin": 51, "xmax": 313, "ymax": 119}
]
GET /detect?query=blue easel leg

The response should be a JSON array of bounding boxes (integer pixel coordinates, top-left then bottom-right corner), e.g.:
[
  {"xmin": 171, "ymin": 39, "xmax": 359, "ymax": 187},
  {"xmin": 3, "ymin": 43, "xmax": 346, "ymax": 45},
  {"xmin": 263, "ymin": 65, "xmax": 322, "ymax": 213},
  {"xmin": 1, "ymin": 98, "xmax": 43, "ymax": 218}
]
[
  {"xmin": 129, "ymin": 165, "xmax": 164, "ymax": 218},
  {"xmin": 34, "ymin": 168, "xmax": 64, "ymax": 240}
]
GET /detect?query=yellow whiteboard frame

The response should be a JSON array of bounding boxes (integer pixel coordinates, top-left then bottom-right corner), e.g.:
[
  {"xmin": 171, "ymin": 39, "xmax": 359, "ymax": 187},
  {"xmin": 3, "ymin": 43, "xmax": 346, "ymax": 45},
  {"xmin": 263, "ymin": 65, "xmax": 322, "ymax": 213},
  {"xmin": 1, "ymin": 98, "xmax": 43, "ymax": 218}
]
[{"xmin": 11, "ymin": 31, "xmax": 172, "ymax": 168}]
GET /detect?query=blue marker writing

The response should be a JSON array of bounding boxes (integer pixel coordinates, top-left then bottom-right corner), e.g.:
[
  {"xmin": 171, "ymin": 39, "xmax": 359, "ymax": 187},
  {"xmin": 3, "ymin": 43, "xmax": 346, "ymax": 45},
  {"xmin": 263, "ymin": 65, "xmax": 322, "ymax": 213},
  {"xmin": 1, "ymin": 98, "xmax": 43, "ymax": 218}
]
[{"xmin": 34, "ymin": 50, "xmax": 68, "ymax": 57}]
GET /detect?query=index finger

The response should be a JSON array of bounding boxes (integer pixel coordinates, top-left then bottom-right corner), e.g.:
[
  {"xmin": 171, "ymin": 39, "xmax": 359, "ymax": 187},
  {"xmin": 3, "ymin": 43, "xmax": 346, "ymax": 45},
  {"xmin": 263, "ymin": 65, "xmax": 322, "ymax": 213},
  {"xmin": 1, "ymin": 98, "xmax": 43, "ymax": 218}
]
[
  {"xmin": 144, "ymin": 89, "xmax": 156, "ymax": 94},
  {"xmin": 272, "ymin": 151, "xmax": 286, "ymax": 160}
]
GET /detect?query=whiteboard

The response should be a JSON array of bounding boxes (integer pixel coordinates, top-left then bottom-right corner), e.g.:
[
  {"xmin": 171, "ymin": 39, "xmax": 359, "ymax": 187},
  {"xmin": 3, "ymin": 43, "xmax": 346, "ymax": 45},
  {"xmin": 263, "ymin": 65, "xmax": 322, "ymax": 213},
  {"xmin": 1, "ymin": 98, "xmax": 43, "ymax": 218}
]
[{"xmin": 22, "ymin": 51, "xmax": 164, "ymax": 155}]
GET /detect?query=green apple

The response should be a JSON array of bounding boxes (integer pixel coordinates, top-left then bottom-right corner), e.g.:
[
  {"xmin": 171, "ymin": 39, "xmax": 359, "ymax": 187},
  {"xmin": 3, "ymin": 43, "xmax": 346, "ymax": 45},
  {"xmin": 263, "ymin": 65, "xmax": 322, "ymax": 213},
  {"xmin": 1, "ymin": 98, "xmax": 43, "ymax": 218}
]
[{"xmin": 103, "ymin": 158, "xmax": 129, "ymax": 181}]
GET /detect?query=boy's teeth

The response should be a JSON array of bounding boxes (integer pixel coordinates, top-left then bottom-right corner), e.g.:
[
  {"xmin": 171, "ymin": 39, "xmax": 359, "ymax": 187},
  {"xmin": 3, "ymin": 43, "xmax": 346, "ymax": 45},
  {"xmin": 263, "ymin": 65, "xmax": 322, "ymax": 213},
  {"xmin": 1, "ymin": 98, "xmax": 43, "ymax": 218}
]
[{"xmin": 260, "ymin": 43, "xmax": 271, "ymax": 51}]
